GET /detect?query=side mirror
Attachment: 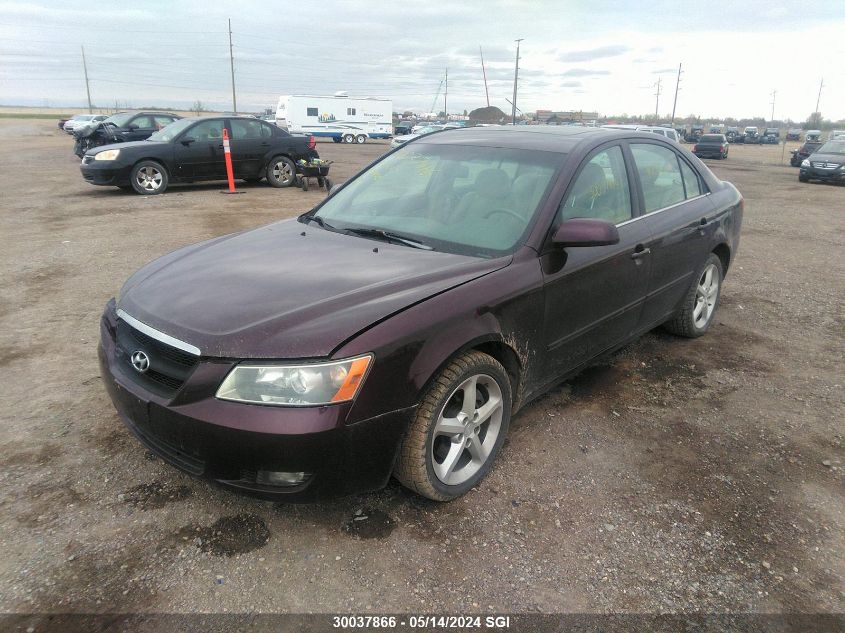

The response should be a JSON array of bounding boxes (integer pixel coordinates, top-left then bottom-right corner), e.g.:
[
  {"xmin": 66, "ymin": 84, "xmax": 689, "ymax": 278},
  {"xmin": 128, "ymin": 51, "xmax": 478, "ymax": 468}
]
[
  {"xmin": 552, "ymin": 218, "xmax": 620, "ymax": 248},
  {"xmin": 127, "ymin": 124, "xmax": 139, "ymax": 131},
  {"xmin": 180, "ymin": 136, "xmax": 196, "ymax": 146}
]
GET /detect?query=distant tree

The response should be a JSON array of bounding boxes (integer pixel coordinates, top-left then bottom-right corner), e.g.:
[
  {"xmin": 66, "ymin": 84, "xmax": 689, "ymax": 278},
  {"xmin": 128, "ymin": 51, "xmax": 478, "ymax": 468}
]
[
  {"xmin": 805, "ymin": 112, "xmax": 823, "ymax": 129},
  {"xmin": 192, "ymin": 100, "xmax": 206, "ymax": 116},
  {"xmin": 463, "ymin": 109, "xmax": 468, "ymax": 116},
  {"xmin": 468, "ymin": 105, "xmax": 507, "ymax": 123}
]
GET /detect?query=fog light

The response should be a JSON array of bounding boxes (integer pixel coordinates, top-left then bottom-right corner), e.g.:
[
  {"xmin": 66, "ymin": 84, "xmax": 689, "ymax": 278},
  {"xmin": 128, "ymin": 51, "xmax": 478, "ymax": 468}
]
[{"xmin": 258, "ymin": 470, "xmax": 310, "ymax": 486}]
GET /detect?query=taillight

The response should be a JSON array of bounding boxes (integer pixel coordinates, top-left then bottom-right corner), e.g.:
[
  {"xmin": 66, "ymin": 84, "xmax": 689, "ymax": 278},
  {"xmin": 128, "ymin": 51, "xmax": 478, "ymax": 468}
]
[{"xmin": 308, "ymin": 135, "xmax": 316, "ymax": 150}]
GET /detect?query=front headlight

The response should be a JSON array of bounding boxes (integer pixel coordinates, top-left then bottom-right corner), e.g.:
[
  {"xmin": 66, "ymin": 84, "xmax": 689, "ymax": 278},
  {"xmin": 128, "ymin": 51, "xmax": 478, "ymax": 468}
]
[
  {"xmin": 94, "ymin": 149, "xmax": 121, "ymax": 161},
  {"xmin": 801, "ymin": 159, "xmax": 810, "ymax": 167},
  {"xmin": 216, "ymin": 354, "xmax": 373, "ymax": 406}
]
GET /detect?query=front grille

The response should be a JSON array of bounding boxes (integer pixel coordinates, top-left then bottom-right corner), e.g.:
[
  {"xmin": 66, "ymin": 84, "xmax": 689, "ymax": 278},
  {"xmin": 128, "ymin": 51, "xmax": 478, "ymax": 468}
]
[
  {"xmin": 811, "ymin": 162, "xmax": 839, "ymax": 169},
  {"xmin": 115, "ymin": 320, "xmax": 199, "ymax": 398}
]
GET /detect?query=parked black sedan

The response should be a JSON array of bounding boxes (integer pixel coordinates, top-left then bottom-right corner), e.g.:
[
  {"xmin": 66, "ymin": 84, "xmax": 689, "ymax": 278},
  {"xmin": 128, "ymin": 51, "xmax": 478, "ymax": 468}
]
[
  {"xmin": 80, "ymin": 116, "xmax": 319, "ymax": 194},
  {"xmin": 798, "ymin": 140, "xmax": 845, "ymax": 183}
]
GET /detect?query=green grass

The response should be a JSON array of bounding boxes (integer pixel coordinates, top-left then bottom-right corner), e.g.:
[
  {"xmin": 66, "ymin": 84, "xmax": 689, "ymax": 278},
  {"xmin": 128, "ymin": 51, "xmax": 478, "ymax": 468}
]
[{"xmin": 0, "ymin": 113, "xmax": 72, "ymax": 120}]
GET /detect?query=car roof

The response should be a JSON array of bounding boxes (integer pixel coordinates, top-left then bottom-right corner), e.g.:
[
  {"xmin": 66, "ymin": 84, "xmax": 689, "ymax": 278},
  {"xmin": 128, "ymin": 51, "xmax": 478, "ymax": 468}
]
[{"xmin": 412, "ymin": 125, "xmax": 661, "ymax": 152}]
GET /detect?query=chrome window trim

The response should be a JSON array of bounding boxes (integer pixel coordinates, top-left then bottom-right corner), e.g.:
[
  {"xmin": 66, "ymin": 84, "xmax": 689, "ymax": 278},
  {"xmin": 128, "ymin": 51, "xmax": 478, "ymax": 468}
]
[
  {"xmin": 615, "ymin": 192, "xmax": 711, "ymax": 228},
  {"xmin": 116, "ymin": 309, "xmax": 201, "ymax": 356}
]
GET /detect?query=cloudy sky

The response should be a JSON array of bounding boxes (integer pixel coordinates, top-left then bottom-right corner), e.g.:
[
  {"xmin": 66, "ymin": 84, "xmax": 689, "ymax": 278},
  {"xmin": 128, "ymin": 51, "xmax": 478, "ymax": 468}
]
[{"xmin": 1, "ymin": 0, "xmax": 843, "ymax": 121}]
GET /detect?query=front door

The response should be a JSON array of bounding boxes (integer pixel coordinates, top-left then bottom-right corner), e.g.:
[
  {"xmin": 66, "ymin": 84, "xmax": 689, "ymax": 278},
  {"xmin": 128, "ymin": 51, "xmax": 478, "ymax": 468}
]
[
  {"xmin": 542, "ymin": 144, "xmax": 653, "ymax": 378},
  {"xmin": 124, "ymin": 114, "xmax": 156, "ymax": 141},
  {"xmin": 173, "ymin": 119, "xmax": 227, "ymax": 180}
]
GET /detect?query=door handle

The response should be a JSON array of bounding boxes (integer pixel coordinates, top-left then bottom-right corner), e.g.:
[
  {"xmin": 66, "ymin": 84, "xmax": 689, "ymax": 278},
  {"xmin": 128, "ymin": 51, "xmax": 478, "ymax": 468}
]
[
  {"xmin": 630, "ymin": 247, "xmax": 651, "ymax": 260},
  {"xmin": 217, "ymin": 144, "xmax": 224, "ymax": 149}
]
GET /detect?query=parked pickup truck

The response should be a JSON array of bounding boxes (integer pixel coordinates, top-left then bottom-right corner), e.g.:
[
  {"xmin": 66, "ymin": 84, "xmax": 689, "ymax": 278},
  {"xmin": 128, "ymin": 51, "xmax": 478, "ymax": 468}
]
[
  {"xmin": 761, "ymin": 128, "xmax": 780, "ymax": 144},
  {"xmin": 692, "ymin": 134, "xmax": 729, "ymax": 159}
]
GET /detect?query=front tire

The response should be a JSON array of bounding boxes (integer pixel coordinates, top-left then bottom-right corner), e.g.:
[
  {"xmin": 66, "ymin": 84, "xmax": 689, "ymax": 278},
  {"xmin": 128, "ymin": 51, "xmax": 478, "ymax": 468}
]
[
  {"xmin": 394, "ymin": 351, "xmax": 512, "ymax": 501},
  {"xmin": 799, "ymin": 174, "xmax": 809, "ymax": 183},
  {"xmin": 266, "ymin": 156, "xmax": 296, "ymax": 188},
  {"xmin": 130, "ymin": 160, "xmax": 168, "ymax": 195},
  {"xmin": 663, "ymin": 254, "xmax": 723, "ymax": 338},
  {"xmin": 343, "ymin": 133, "xmax": 354, "ymax": 144}
]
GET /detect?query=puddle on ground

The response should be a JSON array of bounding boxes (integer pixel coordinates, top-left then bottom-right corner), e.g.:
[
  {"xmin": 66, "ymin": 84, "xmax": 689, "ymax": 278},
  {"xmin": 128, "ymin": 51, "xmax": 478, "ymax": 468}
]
[
  {"xmin": 342, "ymin": 508, "xmax": 396, "ymax": 540},
  {"xmin": 180, "ymin": 513, "xmax": 270, "ymax": 556}
]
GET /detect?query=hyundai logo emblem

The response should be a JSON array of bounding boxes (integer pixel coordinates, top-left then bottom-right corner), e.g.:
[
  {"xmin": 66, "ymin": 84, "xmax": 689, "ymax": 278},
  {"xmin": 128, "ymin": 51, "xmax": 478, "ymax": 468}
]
[{"xmin": 130, "ymin": 350, "xmax": 150, "ymax": 373}]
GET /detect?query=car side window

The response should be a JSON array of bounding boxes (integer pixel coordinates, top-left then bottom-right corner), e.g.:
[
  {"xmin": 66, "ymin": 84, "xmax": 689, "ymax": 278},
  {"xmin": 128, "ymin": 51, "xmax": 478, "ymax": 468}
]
[
  {"xmin": 188, "ymin": 120, "xmax": 225, "ymax": 142},
  {"xmin": 153, "ymin": 116, "xmax": 174, "ymax": 129},
  {"xmin": 630, "ymin": 144, "xmax": 686, "ymax": 213},
  {"xmin": 131, "ymin": 116, "xmax": 154, "ymax": 129},
  {"xmin": 230, "ymin": 119, "xmax": 264, "ymax": 140},
  {"xmin": 259, "ymin": 122, "xmax": 274, "ymax": 138},
  {"xmin": 678, "ymin": 159, "xmax": 702, "ymax": 198},
  {"xmin": 559, "ymin": 145, "xmax": 632, "ymax": 225}
]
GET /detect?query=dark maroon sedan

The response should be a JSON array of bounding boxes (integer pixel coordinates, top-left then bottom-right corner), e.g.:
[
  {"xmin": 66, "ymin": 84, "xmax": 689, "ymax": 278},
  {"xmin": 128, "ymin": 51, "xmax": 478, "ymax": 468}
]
[{"xmin": 99, "ymin": 127, "xmax": 743, "ymax": 502}]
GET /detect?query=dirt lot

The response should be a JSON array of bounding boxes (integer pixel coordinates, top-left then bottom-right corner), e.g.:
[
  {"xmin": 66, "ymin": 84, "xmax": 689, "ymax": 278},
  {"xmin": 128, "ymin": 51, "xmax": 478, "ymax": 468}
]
[{"xmin": 0, "ymin": 120, "xmax": 843, "ymax": 617}]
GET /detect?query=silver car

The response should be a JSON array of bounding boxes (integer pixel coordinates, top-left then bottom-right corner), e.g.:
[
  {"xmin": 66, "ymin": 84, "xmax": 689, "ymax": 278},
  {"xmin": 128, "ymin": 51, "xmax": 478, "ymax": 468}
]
[{"xmin": 63, "ymin": 114, "xmax": 107, "ymax": 134}]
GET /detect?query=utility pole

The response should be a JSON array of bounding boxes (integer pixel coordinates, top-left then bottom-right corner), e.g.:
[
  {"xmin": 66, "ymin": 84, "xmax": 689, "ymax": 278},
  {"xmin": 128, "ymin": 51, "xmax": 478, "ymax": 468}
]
[
  {"xmin": 480, "ymin": 46, "xmax": 490, "ymax": 108},
  {"xmin": 770, "ymin": 90, "xmax": 777, "ymax": 125},
  {"xmin": 654, "ymin": 77, "xmax": 662, "ymax": 119},
  {"xmin": 670, "ymin": 62, "xmax": 683, "ymax": 125},
  {"xmin": 815, "ymin": 78, "xmax": 824, "ymax": 116},
  {"xmin": 512, "ymin": 38, "xmax": 523, "ymax": 125},
  {"xmin": 444, "ymin": 68, "xmax": 448, "ymax": 118},
  {"xmin": 81, "ymin": 45, "xmax": 92, "ymax": 114},
  {"xmin": 228, "ymin": 18, "xmax": 237, "ymax": 114}
]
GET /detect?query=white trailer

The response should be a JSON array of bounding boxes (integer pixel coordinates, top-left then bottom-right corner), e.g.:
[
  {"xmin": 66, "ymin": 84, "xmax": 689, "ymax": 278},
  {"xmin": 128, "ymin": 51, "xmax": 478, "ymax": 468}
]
[{"xmin": 275, "ymin": 93, "xmax": 393, "ymax": 143}]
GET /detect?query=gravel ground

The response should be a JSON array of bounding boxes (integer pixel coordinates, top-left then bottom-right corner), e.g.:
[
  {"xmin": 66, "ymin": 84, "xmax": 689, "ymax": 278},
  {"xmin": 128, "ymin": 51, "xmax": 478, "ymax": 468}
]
[{"xmin": 0, "ymin": 120, "xmax": 842, "ymax": 617}]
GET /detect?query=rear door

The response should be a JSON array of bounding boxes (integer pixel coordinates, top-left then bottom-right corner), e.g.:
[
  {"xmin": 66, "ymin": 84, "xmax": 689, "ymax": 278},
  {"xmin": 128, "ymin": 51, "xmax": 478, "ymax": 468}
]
[
  {"xmin": 541, "ymin": 143, "xmax": 653, "ymax": 378},
  {"xmin": 227, "ymin": 119, "xmax": 273, "ymax": 178},
  {"xmin": 629, "ymin": 141, "xmax": 717, "ymax": 327},
  {"xmin": 172, "ymin": 119, "xmax": 227, "ymax": 180}
]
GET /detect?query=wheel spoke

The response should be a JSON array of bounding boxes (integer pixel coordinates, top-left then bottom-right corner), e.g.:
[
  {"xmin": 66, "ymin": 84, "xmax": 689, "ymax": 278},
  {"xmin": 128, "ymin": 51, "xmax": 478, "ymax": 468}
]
[
  {"xmin": 460, "ymin": 377, "xmax": 478, "ymax": 416},
  {"xmin": 466, "ymin": 437, "xmax": 490, "ymax": 465},
  {"xmin": 474, "ymin": 395, "xmax": 501, "ymax": 427},
  {"xmin": 693, "ymin": 300, "xmax": 705, "ymax": 319},
  {"xmin": 435, "ymin": 416, "xmax": 464, "ymax": 437},
  {"xmin": 433, "ymin": 441, "xmax": 464, "ymax": 482}
]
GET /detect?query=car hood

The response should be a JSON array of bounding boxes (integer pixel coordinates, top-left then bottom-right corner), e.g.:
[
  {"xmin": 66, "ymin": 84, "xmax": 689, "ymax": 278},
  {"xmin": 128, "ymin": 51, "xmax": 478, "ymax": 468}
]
[
  {"xmin": 117, "ymin": 219, "xmax": 511, "ymax": 359},
  {"xmin": 806, "ymin": 152, "xmax": 845, "ymax": 164}
]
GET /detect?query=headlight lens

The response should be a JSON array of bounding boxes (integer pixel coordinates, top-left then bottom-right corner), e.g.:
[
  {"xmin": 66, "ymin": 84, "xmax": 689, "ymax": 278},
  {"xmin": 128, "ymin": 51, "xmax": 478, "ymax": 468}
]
[
  {"xmin": 801, "ymin": 159, "xmax": 810, "ymax": 167},
  {"xmin": 216, "ymin": 354, "xmax": 373, "ymax": 406},
  {"xmin": 94, "ymin": 149, "xmax": 121, "ymax": 161}
]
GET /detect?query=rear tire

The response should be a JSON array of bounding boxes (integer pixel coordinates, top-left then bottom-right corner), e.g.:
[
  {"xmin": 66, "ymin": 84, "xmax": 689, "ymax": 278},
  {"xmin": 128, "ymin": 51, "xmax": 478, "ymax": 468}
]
[
  {"xmin": 266, "ymin": 156, "xmax": 296, "ymax": 188},
  {"xmin": 343, "ymin": 133, "xmax": 354, "ymax": 144},
  {"xmin": 663, "ymin": 254, "xmax": 723, "ymax": 338},
  {"xmin": 394, "ymin": 351, "xmax": 512, "ymax": 501},
  {"xmin": 355, "ymin": 134, "xmax": 366, "ymax": 144},
  {"xmin": 130, "ymin": 160, "xmax": 168, "ymax": 195}
]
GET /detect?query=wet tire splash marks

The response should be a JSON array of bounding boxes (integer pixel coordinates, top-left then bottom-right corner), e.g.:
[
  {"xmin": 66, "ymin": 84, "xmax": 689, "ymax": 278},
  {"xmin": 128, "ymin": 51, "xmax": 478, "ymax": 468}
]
[{"xmin": 342, "ymin": 508, "xmax": 396, "ymax": 539}]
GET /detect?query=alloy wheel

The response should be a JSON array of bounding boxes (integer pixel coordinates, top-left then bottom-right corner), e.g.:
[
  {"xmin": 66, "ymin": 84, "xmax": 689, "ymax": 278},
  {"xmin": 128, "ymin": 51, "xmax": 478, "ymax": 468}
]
[
  {"xmin": 136, "ymin": 166, "xmax": 162, "ymax": 192},
  {"xmin": 431, "ymin": 374, "xmax": 504, "ymax": 486},
  {"xmin": 272, "ymin": 160, "xmax": 294, "ymax": 185},
  {"xmin": 694, "ymin": 263, "xmax": 719, "ymax": 328}
]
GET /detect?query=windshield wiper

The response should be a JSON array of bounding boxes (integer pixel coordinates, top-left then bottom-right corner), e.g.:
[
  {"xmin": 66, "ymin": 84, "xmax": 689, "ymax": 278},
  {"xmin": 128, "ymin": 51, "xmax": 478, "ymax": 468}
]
[
  {"xmin": 303, "ymin": 215, "xmax": 335, "ymax": 230},
  {"xmin": 342, "ymin": 227, "xmax": 433, "ymax": 250}
]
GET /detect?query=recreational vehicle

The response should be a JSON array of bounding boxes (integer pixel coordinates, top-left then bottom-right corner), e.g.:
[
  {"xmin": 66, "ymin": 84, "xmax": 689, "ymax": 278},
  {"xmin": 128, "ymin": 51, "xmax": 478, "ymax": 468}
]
[{"xmin": 276, "ymin": 94, "xmax": 393, "ymax": 143}]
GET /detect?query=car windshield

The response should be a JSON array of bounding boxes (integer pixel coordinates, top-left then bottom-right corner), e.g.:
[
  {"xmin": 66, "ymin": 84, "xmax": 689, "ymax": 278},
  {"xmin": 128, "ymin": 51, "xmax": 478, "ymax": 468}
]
[
  {"xmin": 312, "ymin": 142, "xmax": 563, "ymax": 257},
  {"xmin": 817, "ymin": 141, "xmax": 845, "ymax": 155},
  {"xmin": 103, "ymin": 113, "xmax": 134, "ymax": 127},
  {"xmin": 147, "ymin": 118, "xmax": 194, "ymax": 142}
]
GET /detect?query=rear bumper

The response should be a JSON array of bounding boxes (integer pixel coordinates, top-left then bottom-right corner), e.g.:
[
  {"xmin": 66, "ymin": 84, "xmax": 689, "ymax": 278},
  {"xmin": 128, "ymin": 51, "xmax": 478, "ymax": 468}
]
[
  {"xmin": 693, "ymin": 149, "xmax": 725, "ymax": 158},
  {"xmin": 98, "ymin": 301, "xmax": 415, "ymax": 501}
]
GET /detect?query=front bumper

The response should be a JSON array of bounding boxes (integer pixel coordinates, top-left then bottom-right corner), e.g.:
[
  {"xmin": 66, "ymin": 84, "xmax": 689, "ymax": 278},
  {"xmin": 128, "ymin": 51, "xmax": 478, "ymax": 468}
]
[
  {"xmin": 80, "ymin": 159, "xmax": 133, "ymax": 186},
  {"xmin": 799, "ymin": 166, "xmax": 845, "ymax": 182},
  {"xmin": 98, "ymin": 301, "xmax": 415, "ymax": 501}
]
